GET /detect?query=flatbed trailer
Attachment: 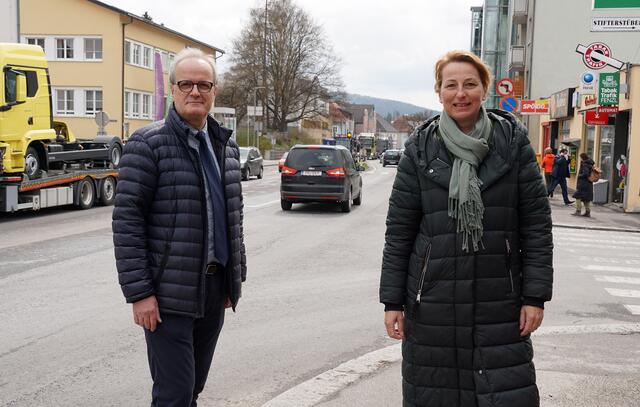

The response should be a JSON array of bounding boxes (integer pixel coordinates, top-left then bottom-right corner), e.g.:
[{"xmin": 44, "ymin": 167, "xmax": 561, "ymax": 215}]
[{"xmin": 0, "ymin": 168, "xmax": 117, "ymax": 212}]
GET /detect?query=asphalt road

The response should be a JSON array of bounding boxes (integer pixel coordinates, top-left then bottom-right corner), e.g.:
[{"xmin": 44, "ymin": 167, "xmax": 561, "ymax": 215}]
[{"xmin": 1, "ymin": 161, "xmax": 638, "ymax": 406}]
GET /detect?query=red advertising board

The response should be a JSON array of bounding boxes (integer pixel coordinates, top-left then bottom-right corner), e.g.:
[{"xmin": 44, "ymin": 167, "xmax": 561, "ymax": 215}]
[
  {"xmin": 520, "ymin": 99, "xmax": 550, "ymax": 114},
  {"xmin": 585, "ymin": 110, "xmax": 609, "ymax": 125}
]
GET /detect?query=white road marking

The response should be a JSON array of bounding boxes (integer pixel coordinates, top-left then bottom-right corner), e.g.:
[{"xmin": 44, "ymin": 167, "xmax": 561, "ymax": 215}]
[
  {"xmin": 245, "ymin": 199, "xmax": 280, "ymax": 209},
  {"xmin": 605, "ymin": 288, "xmax": 640, "ymax": 298},
  {"xmin": 583, "ymin": 265, "xmax": 640, "ymax": 274},
  {"xmin": 261, "ymin": 323, "xmax": 640, "ymax": 407},
  {"xmin": 624, "ymin": 305, "xmax": 640, "ymax": 315},
  {"xmin": 595, "ymin": 275, "xmax": 640, "ymax": 285}
]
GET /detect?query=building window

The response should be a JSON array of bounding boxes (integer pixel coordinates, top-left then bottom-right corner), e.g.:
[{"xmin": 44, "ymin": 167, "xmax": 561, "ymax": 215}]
[
  {"xmin": 84, "ymin": 38, "xmax": 103, "ymax": 60},
  {"xmin": 124, "ymin": 91, "xmax": 130, "ymax": 116},
  {"xmin": 124, "ymin": 41, "xmax": 131, "ymax": 64},
  {"xmin": 56, "ymin": 89, "xmax": 74, "ymax": 115},
  {"xmin": 142, "ymin": 94, "xmax": 151, "ymax": 119},
  {"xmin": 26, "ymin": 37, "xmax": 45, "ymax": 52},
  {"xmin": 132, "ymin": 93, "xmax": 140, "ymax": 118},
  {"xmin": 132, "ymin": 43, "xmax": 141, "ymax": 65},
  {"xmin": 143, "ymin": 46, "xmax": 152, "ymax": 68},
  {"xmin": 56, "ymin": 38, "xmax": 74, "ymax": 59},
  {"xmin": 161, "ymin": 51, "xmax": 169, "ymax": 72},
  {"xmin": 85, "ymin": 90, "xmax": 103, "ymax": 115}
]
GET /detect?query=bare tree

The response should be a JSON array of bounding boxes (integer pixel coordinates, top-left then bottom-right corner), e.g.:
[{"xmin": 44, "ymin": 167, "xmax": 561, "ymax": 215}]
[{"xmin": 225, "ymin": 0, "xmax": 343, "ymax": 132}]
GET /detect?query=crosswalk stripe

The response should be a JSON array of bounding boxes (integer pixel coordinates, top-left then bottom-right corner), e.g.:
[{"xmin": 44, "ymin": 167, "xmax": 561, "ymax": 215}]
[
  {"xmin": 583, "ymin": 265, "xmax": 640, "ymax": 274},
  {"xmin": 595, "ymin": 275, "xmax": 640, "ymax": 285},
  {"xmin": 555, "ymin": 237, "xmax": 640, "ymax": 246},
  {"xmin": 605, "ymin": 288, "xmax": 640, "ymax": 298},
  {"xmin": 624, "ymin": 305, "xmax": 640, "ymax": 315}
]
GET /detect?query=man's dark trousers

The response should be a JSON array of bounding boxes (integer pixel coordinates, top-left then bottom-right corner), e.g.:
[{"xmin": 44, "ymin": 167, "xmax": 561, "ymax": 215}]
[
  {"xmin": 145, "ymin": 271, "xmax": 226, "ymax": 407},
  {"xmin": 547, "ymin": 176, "xmax": 571, "ymax": 203}
]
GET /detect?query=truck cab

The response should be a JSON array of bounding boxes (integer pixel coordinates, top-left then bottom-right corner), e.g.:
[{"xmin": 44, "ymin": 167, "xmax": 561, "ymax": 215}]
[{"xmin": 0, "ymin": 43, "xmax": 121, "ymax": 179}]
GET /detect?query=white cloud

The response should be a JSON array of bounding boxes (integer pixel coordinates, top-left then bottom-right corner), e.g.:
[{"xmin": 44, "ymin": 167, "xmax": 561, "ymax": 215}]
[{"xmin": 103, "ymin": 0, "xmax": 479, "ymax": 110}]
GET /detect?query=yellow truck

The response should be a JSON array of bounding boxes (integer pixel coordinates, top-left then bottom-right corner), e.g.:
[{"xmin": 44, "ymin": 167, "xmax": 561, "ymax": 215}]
[{"xmin": 0, "ymin": 43, "xmax": 121, "ymax": 212}]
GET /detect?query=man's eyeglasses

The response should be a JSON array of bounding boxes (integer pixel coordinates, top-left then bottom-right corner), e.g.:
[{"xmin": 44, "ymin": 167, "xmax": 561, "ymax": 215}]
[{"xmin": 175, "ymin": 80, "xmax": 215, "ymax": 93}]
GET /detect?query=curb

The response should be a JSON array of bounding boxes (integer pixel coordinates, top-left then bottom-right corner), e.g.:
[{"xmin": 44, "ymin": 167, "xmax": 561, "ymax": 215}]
[{"xmin": 553, "ymin": 223, "xmax": 640, "ymax": 233}]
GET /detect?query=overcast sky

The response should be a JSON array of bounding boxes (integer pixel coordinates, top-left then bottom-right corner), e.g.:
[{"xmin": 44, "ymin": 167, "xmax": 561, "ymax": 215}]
[{"xmin": 104, "ymin": 0, "xmax": 479, "ymax": 110}]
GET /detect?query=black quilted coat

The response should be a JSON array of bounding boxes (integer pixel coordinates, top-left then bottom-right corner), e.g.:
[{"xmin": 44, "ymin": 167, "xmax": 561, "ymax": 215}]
[
  {"xmin": 113, "ymin": 107, "xmax": 246, "ymax": 316},
  {"xmin": 573, "ymin": 158, "xmax": 594, "ymax": 202},
  {"xmin": 380, "ymin": 110, "xmax": 553, "ymax": 407}
]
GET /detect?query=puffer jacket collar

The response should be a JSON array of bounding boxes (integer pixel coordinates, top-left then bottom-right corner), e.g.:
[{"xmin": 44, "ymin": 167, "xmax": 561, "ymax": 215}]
[
  {"xmin": 412, "ymin": 109, "xmax": 518, "ymax": 192},
  {"xmin": 166, "ymin": 104, "xmax": 233, "ymax": 146}
]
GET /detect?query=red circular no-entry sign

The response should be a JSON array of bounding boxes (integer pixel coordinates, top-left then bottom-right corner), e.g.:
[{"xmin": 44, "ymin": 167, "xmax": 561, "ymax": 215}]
[{"xmin": 583, "ymin": 42, "xmax": 611, "ymax": 70}]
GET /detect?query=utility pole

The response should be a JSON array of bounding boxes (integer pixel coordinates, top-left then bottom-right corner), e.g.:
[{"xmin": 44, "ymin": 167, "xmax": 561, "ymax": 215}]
[{"xmin": 262, "ymin": 0, "xmax": 268, "ymax": 140}]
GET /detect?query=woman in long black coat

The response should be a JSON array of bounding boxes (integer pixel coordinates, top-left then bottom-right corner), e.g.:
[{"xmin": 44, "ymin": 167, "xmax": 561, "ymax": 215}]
[
  {"xmin": 380, "ymin": 51, "xmax": 553, "ymax": 407},
  {"xmin": 572, "ymin": 152, "xmax": 595, "ymax": 217}
]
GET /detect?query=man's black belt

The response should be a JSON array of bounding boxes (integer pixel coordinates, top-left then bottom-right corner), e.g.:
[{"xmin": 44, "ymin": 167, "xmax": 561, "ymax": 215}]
[{"xmin": 205, "ymin": 263, "xmax": 224, "ymax": 275}]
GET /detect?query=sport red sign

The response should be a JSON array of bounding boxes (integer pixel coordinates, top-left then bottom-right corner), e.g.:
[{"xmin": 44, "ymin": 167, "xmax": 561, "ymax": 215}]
[
  {"xmin": 520, "ymin": 99, "xmax": 550, "ymax": 114},
  {"xmin": 585, "ymin": 110, "xmax": 609, "ymax": 125}
]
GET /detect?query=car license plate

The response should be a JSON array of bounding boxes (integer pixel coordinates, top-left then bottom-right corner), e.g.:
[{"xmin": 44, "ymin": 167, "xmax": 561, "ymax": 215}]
[{"xmin": 302, "ymin": 171, "xmax": 322, "ymax": 176}]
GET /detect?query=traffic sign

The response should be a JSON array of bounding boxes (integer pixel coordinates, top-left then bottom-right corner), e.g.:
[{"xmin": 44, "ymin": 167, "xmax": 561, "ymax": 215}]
[
  {"xmin": 499, "ymin": 97, "xmax": 519, "ymax": 112},
  {"xmin": 576, "ymin": 42, "xmax": 624, "ymax": 70},
  {"xmin": 585, "ymin": 111, "xmax": 609, "ymax": 125},
  {"xmin": 496, "ymin": 78, "xmax": 514, "ymax": 96}
]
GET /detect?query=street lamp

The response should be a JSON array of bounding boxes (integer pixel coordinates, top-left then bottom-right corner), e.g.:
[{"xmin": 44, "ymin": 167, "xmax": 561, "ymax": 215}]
[{"xmin": 247, "ymin": 86, "xmax": 265, "ymax": 147}]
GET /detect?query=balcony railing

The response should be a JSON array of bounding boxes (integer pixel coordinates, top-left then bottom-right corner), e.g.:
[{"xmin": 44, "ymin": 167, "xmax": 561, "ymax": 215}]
[
  {"xmin": 512, "ymin": 0, "xmax": 528, "ymax": 24},
  {"xmin": 508, "ymin": 45, "xmax": 525, "ymax": 71}
]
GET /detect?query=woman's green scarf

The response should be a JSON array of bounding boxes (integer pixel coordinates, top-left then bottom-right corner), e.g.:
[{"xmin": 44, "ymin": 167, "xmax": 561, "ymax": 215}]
[{"xmin": 438, "ymin": 107, "xmax": 491, "ymax": 252}]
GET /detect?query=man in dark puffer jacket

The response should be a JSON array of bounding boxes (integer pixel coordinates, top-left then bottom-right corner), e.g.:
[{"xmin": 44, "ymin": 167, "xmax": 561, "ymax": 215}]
[{"xmin": 113, "ymin": 48, "xmax": 246, "ymax": 406}]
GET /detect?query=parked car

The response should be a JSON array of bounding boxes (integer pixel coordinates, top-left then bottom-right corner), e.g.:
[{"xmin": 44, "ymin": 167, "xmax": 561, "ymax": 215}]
[
  {"xmin": 280, "ymin": 145, "xmax": 363, "ymax": 212},
  {"xmin": 278, "ymin": 151, "xmax": 289, "ymax": 173},
  {"xmin": 239, "ymin": 146, "xmax": 264, "ymax": 180},
  {"xmin": 382, "ymin": 149, "xmax": 401, "ymax": 167}
]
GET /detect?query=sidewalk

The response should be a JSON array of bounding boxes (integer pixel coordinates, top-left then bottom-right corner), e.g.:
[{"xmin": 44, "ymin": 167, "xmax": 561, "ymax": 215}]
[{"xmin": 314, "ymin": 199, "xmax": 640, "ymax": 407}]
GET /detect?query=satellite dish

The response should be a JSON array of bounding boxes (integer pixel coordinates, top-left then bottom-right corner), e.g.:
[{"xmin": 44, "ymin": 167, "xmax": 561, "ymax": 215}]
[{"xmin": 95, "ymin": 111, "xmax": 109, "ymax": 127}]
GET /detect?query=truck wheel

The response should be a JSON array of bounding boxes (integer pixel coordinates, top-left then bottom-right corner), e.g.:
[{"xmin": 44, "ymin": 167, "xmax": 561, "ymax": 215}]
[
  {"xmin": 109, "ymin": 142, "xmax": 122, "ymax": 168},
  {"xmin": 75, "ymin": 178, "xmax": 96, "ymax": 210},
  {"xmin": 25, "ymin": 146, "xmax": 42, "ymax": 179},
  {"xmin": 99, "ymin": 176, "xmax": 117, "ymax": 206}
]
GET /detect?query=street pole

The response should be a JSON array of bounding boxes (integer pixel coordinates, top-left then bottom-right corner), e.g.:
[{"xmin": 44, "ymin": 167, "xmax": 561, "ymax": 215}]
[{"xmin": 253, "ymin": 88, "xmax": 258, "ymax": 147}]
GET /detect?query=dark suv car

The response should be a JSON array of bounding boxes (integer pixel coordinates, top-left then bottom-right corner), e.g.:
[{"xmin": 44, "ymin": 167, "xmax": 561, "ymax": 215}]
[
  {"xmin": 382, "ymin": 149, "xmax": 401, "ymax": 166},
  {"xmin": 280, "ymin": 145, "xmax": 362, "ymax": 212}
]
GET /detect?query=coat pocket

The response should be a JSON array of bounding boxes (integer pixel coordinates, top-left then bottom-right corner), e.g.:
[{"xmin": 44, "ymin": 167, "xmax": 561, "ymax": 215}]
[
  {"xmin": 505, "ymin": 238, "xmax": 514, "ymax": 294},
  {"xmin": 415, "ymin": 243, "xmax": 432, "ymax": 304},
  {"xmin": 153, "ymin": 240, "xmax": 171, "ymax": 285}
]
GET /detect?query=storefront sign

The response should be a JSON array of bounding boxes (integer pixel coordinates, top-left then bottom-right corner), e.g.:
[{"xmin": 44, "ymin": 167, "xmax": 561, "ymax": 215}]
[
  {"xmin": 598, "ymin": 72, "xmax": 620, "ymax": 106},
  {"xmin": 550, "ymin": 88, "xmax": 575, "ymax": 119},
  {"xmin": 592, "ymin": 17, "xmax": 640, "ymax": 31},
  {"xmin": 576, "ymin": 42, "xmax": 624, "ymax": 70},
  {"xmin": 584, "ymin": 94, "xmax": 597, "ymax": 106},
  {"xmin": 520, "ymin": 99, "xmax": 550, "ymax": 114},
  {"xmin": 585, "ymin": 110, "xmax": 610, "ymax": 125},
  {"xmin": 594, "ymin": 0, "xmax": 640, "ymax": 9},
  {"xmin": 580, "ymin": 71, "xmax": 597, "ymax": 94},
  {"xmin": 598, "ymin": 105, "xmax": 619, "ymax": 114}
]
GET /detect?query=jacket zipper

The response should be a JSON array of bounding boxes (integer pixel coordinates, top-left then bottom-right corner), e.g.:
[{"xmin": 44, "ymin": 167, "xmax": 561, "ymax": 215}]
[
  {"xmin": 505, "ymin": 238, "xmax": 514, "ymax": 293},
  {"xmin": 415, "ymin": 243, "xmax": 432, "ymax": 304}
]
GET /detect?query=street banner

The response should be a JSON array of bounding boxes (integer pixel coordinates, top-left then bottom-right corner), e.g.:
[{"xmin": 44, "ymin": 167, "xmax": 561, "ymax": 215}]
[
  {"xmin": 520, "ymin": 99, "xmax": 549, "ymax": 114},
  {"xmin": 154, "ymin": 51, "xmax": 165, "ymax": 121},
  {"xmin": 598, "ymin": 72, "xmax": 620, "ymax": 106},
  {"xmin": 585, "ymin": 110, "xmax": 609, "ymax": 125}
]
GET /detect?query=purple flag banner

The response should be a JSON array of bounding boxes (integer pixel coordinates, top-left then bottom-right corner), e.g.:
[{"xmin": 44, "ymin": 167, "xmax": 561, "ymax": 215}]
[{"xmin": 154, "ymin": 51, "xmax": 165, "ymax": 121}]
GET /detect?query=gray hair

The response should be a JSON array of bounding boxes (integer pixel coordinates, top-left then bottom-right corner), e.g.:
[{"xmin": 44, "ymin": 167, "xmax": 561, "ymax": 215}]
[{"xmin": 169, "ymin": 47, "xmax": 217, "ymax": 85}]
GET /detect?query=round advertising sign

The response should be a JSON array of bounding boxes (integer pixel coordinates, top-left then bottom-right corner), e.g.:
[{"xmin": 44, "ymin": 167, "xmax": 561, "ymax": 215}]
[{"xmin": 583, "ymin": 43, "xmax": 611, "ymax": 70}]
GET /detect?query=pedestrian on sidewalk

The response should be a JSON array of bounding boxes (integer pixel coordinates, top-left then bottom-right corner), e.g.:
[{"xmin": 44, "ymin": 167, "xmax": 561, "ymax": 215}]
[
  {"xmin": 380, "ymin": 50, "xmax": 553, "ymax": 407},
  {"xmin": 113, "ymin": 47, "xmax": 247, "ymax": 406},
  {"xmin": 547, "ymin": 148, "xmax": 574, "ymax": 205},
  {"xmin": 572, "ymin": 152, "xmax": 595, "ymax": 217},
  {"xmin": 541, "ymin": 147, "xmax": 555, "ymax": 193}
]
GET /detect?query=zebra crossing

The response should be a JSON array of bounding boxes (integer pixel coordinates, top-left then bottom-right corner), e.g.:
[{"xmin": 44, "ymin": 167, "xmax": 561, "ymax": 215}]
[{"xmin": 554, "ymin": 228, "xmax": 640, "ymax": 315}]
